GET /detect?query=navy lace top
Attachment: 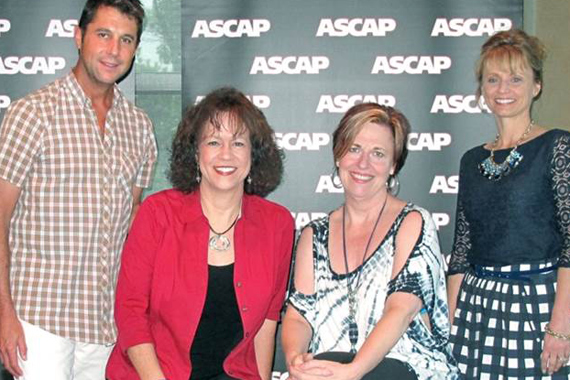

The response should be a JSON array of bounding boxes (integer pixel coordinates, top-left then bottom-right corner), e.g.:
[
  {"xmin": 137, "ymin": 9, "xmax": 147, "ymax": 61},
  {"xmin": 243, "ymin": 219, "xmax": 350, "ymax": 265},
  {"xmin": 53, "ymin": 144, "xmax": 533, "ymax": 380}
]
[{"xmin": 448, "ymin": 129, "xmax": 570, "ymax": 274}]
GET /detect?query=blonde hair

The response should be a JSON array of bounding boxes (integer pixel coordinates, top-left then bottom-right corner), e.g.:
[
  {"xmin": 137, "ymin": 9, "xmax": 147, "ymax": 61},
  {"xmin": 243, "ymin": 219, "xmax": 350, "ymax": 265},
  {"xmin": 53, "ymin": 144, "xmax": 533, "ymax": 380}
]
[
  {"xmin": 475, "ymin": 29, "xmax": 546, "ymax": 99},
  {"xmin": 332, "ymin": 103, "xmax": 410, "ymax": 175}
]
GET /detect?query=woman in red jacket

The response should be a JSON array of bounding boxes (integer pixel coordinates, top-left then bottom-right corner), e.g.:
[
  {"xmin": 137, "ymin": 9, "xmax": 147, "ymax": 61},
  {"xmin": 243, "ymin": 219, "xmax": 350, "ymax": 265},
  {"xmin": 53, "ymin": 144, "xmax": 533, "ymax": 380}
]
[{"xmin": 106, "ymin": 87, "xmax": 295, "ymax": 380}]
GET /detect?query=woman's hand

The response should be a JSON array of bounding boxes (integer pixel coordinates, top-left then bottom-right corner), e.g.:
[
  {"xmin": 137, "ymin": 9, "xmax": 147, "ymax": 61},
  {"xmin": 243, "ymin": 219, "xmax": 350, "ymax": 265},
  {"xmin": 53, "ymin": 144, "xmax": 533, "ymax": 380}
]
[
  {"xmin": 288, "ymin": 353, "xmax": 320, "ymax": 379},
  {"xmin": 541, "ymin": 322, "xmax": 570, "ymax": 375},
  {"xmin": 541, "ymin": 268, "xmax": 570, "ymax": 375},
  {"xmin": 289, "ymin": 359, "xmax": 361, "ymax": 380}
]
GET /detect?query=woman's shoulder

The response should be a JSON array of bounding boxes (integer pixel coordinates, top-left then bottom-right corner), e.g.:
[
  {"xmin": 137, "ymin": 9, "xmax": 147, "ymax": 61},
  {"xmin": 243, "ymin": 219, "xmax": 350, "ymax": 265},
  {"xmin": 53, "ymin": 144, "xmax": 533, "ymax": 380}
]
[
  {"xmin": 544, "ymin": 128, "xmax": 570, "ymax": 145},
  {"xmin": 399, "ymin": 203, "xmax": 433, "ymax": 225},
  {"xmin": 245, "ymin": 194, "xmax": 294, "ymax": 225},
  {"xmin": 141, "ymin": 188, "xmax": 196, "ymax": 210},
  {"xmin": 300, "ymin": 213, "xmax": 330, "ymax": 232},
  {"xmin": 397, "ymin": 204, "xmax": 438, "ymax": 240},
  {"xmin": 460, "ymin": 144, "xmax": 486, "ymax": 163}
]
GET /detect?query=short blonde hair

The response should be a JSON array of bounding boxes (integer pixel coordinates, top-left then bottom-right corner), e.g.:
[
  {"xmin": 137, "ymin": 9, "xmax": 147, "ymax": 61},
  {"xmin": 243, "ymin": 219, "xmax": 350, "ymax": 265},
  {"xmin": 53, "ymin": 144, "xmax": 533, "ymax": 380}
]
[
  {"xmin": 332, "ymin": 103, "xmax": 410, "ymax": 175},
  {"xmin": 475, "ymin": 29, "xmax": 546, "ymax": 99}
]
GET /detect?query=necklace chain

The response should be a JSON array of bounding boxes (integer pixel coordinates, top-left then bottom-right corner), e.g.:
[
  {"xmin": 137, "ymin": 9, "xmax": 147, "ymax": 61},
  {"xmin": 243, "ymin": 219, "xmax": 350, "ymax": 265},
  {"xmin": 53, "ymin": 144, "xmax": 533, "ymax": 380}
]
[
  {"xmin": 208, "ymin": 213, "xmax": 239, "ymax": 252},
  {"xmin": 489, "ymin": 120, "xmax": 534, "ymax": 162},
  {"xmin": 341, "ymin": 193, "xmax": 388, "ymax": 351},
  {"xmin": 479, "ymin": 120, "xmax": 534, "ymax": 181}
]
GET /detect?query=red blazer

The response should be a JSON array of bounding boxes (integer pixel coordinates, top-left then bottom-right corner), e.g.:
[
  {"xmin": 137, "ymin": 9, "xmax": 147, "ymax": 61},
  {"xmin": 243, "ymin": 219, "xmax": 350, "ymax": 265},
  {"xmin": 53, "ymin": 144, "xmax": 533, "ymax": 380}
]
[{"xmin": 106, "ymin": 189, "xmax": 294, "ymax": 379}]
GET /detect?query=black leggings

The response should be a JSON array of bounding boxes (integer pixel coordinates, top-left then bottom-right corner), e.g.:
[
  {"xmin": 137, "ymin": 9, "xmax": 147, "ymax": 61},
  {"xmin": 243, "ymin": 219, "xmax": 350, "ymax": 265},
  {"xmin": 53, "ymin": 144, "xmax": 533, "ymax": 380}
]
[{"xmin": 314, "ymin": 352, "xmax": 418, "ymax": 380}]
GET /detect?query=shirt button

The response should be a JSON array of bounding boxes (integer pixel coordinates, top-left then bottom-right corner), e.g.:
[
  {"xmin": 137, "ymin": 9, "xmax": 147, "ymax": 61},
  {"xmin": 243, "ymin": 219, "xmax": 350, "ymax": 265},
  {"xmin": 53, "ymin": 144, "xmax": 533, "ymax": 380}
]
[
  {"xmin": 242, "ymin": 306, "xmax": 248, "ymax": 312},
  {"xmin": 236, "ymin": 281, "xmax": 242, "ymax": 287},
  {"xmin": 245, "ymin": 332, "xmax": 250, "ymax": 338}
]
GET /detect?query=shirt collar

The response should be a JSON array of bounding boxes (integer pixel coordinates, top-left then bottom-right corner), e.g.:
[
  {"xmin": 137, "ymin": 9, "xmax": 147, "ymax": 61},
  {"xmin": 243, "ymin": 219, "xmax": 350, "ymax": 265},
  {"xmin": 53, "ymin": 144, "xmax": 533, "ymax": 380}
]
[
  {"xmin": 64, "ymin": 72, "xmax": 124, "ymax": 110},
  {"xmin": 181, "ymin": 190, "xmax": 257, "ymax": 225}
]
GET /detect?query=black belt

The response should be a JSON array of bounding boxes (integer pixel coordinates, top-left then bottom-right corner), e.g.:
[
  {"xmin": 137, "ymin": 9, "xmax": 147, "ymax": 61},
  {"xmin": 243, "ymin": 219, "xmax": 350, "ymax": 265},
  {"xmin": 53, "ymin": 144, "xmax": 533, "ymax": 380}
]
[{"xmin": 472, "ymin": 263, "xmax": 558, "ymax": 282}]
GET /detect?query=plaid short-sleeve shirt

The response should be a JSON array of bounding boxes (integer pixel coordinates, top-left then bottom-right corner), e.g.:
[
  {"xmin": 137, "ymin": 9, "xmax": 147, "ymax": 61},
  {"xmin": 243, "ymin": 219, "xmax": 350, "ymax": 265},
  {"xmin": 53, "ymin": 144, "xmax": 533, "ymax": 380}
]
[{"xmin": 0, "ymin": 72, "xmax": 157, "ymax": 344}]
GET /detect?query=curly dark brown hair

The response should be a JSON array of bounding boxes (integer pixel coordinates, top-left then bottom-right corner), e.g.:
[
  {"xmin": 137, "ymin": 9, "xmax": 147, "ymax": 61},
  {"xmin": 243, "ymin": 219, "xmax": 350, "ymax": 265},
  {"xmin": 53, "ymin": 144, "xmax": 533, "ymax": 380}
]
[{"xmin": 169, "ymin": 87, "xmax": 283, "ymax": 197}]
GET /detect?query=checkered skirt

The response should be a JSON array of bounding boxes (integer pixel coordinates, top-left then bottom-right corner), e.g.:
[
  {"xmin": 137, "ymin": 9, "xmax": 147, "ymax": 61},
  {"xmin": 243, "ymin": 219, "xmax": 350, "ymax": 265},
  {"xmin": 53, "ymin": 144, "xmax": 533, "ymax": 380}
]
[{"xmin": 450, "ymin": 259, "xmax": 570, "ymax": 379}]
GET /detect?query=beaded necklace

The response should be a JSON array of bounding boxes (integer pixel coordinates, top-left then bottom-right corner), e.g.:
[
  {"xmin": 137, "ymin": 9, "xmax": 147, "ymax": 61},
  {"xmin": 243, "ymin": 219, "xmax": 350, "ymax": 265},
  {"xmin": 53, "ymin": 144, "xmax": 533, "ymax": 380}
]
[{"xmin": 479, "ymin": 121, "xmax": 534, "ymax": 181}]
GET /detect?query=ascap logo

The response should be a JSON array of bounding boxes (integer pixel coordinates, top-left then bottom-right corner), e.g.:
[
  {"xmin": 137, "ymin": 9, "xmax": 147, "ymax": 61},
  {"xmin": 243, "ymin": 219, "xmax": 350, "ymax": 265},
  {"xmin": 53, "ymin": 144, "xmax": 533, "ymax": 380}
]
[
  {"xmin": 0, "ymin": 95, "xmax": 10, "ymax": 109},
  {"xmin": 0, "ymin": 19, "xmax": 10, "ymax": 36},
  {"xmin": 431, "ymin": 18, "xmax": 512, "ymax": 37},
  {"xmin": 291, "ymin": 212, "xmax": 327, "ymax": 230},
  {"xmin": 195, "ymin": 95, "xmax": 270, "ymax": 109},
  {"xmin": 316, "ymin": 18, "xmax": 396, "ymax": 37},
  {"xmin": 430, "ymin": 175, "xmax": 458, "ymax": 194},
  {"xmin": 45, "ymin": 19, "xmax": 77, "ymax": 37},
  {"xmin": 407, "ymin": 133, "xmax": 451, "ymax": 151},
  {"xmin": 0, "ymin": 56, "xmax": 66, "ymax": 75},
  {"xmin": 250, "ymin": 56, "xmax": 329, "ymax": 75},
  {"xmin": 316, "ymin": 94, "xmax": 396, "ymax": 113},
  {"xmin": 315, "ymin": 175, "xmax": 344, "ymax": 194},
  {"xmin": 372, "ymin": 56, "xmax": 451, "ymax": 74},
  {"xmin": 432, "ymin": 213, "xmax": 450, "ymax": 230},
  {"xmin": 191, "ymin": 19, "xmax": 270, "ymax": 38},
  {"xmin": 275, "ymin": 133, "xmax": 330, "ymax": 151},
  {"xmin": 430, "ymin": 95, "xmax": 490, "ymax": 114}
]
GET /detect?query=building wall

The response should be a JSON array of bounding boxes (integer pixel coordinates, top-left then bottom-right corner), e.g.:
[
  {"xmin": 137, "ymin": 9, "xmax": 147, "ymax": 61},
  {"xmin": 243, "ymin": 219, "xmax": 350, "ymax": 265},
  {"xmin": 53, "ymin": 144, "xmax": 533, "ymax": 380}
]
[{"xmin": 525, "ymin": 0, "xmax": 570, "ymax": 130}]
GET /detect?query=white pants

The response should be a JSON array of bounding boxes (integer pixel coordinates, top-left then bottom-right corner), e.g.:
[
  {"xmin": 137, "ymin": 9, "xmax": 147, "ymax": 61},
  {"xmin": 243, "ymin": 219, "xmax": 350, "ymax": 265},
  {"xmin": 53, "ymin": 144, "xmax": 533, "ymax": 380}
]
[{"xmin": 17, "ymin": 320, "xmax": 113, "ymax": 380}]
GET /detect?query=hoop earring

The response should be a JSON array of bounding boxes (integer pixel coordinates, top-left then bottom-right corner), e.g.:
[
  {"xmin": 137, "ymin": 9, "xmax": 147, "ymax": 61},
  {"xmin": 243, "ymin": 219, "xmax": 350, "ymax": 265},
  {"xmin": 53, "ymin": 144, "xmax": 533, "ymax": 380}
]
[
  {"xmin": 246, "ymin": 174, "xmax": 252, "ymax": 185},
  {"xmin": 332, "ymin": 166, "xmax": 343, "ymax": 189},
  {"xmin": 196, "ymin": 170, "xmax": 201, "ymax": 183},
  {"xmin": 387, "ymin": 174, "xmax": 400, "ymax": 195}
]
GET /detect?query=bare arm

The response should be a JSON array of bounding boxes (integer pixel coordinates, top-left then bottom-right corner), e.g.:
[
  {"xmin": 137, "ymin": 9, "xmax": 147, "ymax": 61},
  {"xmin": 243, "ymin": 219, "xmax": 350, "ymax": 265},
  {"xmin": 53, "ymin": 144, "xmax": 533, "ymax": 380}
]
[
  {"xmin": 281, "ymin": 227, "xmax": 315, "ymax": 373},
  {"xmin": 349, "ymin": 293, "xmax": 422, "ymax": 378},
  {"xmin": 0, "ymin": 178, "xmax": 25, "ymax": 377},
  {"xmin": 254, "ymin": 319, "xmax": 278, "ymax": 380},
  {"xmin": 447, "ymin": 273, "xmax": 464, "ymax": 324},
  {"xmin": 541, "ymin": 267, "xmax": 570, "ymax": 375},
  {"xmin": 295, "ymin": 212, "xmax": 425, "ymax": 380},
  {"xmin": 345, "ymin": 212, "xmax": 424, "ymax": 378},
  {"xmin": 126, "ymin": 343, "xmax": 166, "ymax": 380},
  {"xmin": 541, "ymin": 136, "xmax": 570, "ymax": 375}
]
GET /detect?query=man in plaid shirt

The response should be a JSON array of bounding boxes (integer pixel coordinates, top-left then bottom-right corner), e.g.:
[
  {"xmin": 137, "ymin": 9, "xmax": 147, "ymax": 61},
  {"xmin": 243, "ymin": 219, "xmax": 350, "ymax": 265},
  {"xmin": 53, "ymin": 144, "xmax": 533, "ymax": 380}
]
[{"xmin": 0, "ymin": 0, "xmax": 157, "ymax": 378}]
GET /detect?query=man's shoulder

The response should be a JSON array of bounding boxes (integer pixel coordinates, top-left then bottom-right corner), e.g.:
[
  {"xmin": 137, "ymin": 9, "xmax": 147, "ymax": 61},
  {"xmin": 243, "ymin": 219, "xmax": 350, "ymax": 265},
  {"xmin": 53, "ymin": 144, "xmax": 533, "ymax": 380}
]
[
  {"xmin": 11, "ymin": 76, "xmax": 66, "ymax": 111},
  {"xmin": 114, "ymin": 89, "xmax": 152, "ymax": 125}
]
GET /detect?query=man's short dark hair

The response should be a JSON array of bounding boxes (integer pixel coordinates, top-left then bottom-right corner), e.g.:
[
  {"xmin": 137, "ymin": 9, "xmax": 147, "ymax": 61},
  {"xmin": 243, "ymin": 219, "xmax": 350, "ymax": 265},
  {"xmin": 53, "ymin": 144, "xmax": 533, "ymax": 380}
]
[{"xmin": 78, "ymin": 0, "xmax": 145, "ymax": 45}]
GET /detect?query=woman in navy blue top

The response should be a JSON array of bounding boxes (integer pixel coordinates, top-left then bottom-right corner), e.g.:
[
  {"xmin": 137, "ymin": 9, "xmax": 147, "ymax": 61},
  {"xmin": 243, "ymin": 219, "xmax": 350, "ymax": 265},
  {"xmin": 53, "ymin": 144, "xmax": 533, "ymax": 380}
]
[{"xmin": 448, "ymin": 29, "xmax": 570, "ymax": 379}]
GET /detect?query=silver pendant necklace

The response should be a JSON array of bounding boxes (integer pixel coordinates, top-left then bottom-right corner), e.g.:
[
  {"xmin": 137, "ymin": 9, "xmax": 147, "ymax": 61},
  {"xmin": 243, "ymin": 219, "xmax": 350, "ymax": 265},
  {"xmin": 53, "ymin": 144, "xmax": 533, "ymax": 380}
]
[
  {"xmin": 478, "ymin": 120, "xmax": 534, "ymax": 181},
  {"xmin": 341, "ymin": 193, "xmax": 388, "ymax": 352},
  {"xmin": 208, "ymin": 214, "xmax": 239, "ymax": 252}
]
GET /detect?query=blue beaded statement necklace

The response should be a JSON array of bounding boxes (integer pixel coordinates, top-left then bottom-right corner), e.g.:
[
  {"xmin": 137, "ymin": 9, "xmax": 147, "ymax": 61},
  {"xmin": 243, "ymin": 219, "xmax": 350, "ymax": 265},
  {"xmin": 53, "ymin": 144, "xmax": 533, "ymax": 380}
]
[{"xmin": 478, "ymin": 121, "xmax": 533, "ymax": 181}]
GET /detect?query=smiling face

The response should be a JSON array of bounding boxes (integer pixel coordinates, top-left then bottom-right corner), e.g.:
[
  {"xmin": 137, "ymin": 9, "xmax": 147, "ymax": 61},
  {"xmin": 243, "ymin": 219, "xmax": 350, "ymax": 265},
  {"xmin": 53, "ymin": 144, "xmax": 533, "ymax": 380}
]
[
  {"xmin": 481, "ymin": 59, "xmax": 541, "ymax": 121},
  {"xmin": 73, "ymin": 5, "xmax": 138, "ymax": 93},
  {"xmin": 338, "ymin": 122, "xmax": 395, "ymax": 201},
  {"xmin": 198, "ymin": 113, "xmax": 252, "ymax": 196}
]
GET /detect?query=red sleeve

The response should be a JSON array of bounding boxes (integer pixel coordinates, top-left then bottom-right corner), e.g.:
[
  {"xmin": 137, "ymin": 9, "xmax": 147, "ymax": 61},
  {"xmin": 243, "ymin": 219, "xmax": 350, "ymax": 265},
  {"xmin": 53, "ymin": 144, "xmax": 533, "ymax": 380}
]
[
  {"xmin": 115, "ymin": 198, "xmax": 161, "ymax": 352},
  {"xmin": 266, "ymin": 210, "xmax": 295, "ymax": 321}
]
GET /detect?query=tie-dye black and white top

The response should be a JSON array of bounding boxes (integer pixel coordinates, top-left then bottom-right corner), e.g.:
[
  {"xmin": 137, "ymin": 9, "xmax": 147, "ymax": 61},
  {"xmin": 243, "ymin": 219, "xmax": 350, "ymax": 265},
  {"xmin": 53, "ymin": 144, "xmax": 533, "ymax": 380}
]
[{"xmin": 288, "ymin": 204, "xmax": 459, "ymax": 379}]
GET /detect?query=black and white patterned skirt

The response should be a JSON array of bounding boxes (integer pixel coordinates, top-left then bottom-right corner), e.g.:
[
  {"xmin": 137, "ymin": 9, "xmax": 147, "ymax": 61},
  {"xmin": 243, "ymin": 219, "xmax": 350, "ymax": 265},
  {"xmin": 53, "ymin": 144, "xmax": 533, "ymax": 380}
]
[{"xmin": 450, "ymin": 259, "xmax": 570, "ymax": 379}]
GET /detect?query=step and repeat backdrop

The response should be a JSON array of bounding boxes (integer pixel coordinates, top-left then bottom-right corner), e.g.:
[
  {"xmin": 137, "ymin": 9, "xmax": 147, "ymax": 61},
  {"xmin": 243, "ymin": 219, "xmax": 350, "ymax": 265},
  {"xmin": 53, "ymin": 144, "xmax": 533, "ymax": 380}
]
[
  {"xmin": 0, "ymin": 0, "xmax": 522, "ymax": 377},
  {"xmin": 181, "ymin": 0, "xmax": 522, "ymax": 259}
]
